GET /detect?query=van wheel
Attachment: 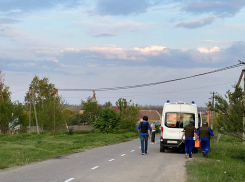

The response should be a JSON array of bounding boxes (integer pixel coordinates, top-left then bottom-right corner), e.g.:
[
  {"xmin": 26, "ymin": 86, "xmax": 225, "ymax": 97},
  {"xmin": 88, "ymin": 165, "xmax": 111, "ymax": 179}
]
[{"xmin": 160, "ymin": 148, "xmax": 165, "ymax": 152}]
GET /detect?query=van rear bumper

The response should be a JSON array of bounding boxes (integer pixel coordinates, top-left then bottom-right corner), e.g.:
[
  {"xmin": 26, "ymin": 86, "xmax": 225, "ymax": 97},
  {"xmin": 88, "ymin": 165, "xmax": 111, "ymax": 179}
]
[{"xmin": 160, "ymin": 139, "xmax": 183, "ymax": 149}]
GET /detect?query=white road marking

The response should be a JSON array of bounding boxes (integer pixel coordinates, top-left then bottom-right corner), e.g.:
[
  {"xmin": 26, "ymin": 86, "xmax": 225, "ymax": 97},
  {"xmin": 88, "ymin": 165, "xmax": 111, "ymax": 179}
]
[
  {"xmin": 131, "ymin": 150, "xmax": 135, "ymax": 152},
  {"xmin": 121, "ymin": 154, "xmax": 126, "ymax": 156},
  {"xmin": 91, "ymin": 166, "xmax": 99, "ymax": 170},
  {"xmin": 108, "ymin": 159, "xmax": 115, "ymax": 162},
  {"xmin": 64, "ymin": 178, "xmax": 74, "ymax": 182}
]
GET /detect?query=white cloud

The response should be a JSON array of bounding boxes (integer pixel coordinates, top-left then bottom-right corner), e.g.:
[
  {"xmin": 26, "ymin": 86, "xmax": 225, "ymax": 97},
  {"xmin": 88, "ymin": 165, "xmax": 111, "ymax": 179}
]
[
  {"xmin": 61, "ymin": 45, "xmax": 167, "ymax": 61},
  {"xmin": 133, "ymin": 45, "xmax": 166, "ymax": 56},
  {"xmin": 196, "ymin": 46, "xmax": 221, "ymax": 53}
]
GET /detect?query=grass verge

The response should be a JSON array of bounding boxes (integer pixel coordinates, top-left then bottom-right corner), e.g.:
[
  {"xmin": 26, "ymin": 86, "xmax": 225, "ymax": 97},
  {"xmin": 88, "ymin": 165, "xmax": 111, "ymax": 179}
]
[
  {"xmin": 186, "ymin": 134, "xmax": 245, "ymax": 182},
  {"xmin": 0, "ymin": 131, "xmax": 138, "ymax": 170}
]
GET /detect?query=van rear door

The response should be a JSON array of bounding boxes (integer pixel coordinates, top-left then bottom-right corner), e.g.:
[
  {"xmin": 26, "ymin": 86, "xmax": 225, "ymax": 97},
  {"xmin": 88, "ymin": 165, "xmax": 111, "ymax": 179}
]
[
  {"xmin": 198, "ymin": 112, "xmax": 202, "ymax": 128},
  {"xmin": 180, "ymin": 105, "xmax": 196, "ymax": 139},
  {"xmin": 163, "ymin": 104, "xmax": 181, "ymax": 140}
]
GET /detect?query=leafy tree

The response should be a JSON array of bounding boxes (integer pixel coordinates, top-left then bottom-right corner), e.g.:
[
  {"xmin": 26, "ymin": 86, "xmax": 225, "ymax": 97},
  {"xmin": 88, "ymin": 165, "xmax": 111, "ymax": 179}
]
[
  {"xmin": 103, "ymin": 101, "xmax": 112, "ymax": 109},
  {"xmin": 0, "ymin": 100, "xmax": 13, "ymax": 134},
  {"xmin": 63, "ymin": 108, "xmax": 75, "ymax": 116},
  {"xmin": 0, "ymin": 83, "xmax": 27, "ymax": 134},
  {"xmin": 116, "ymin": 98, "xmax": 128, "ymax": 115},
  {"xmin": 207, "ymin": 85, "xmax": 244, "ymax": 141},
  {"xmin": 94, "ymin": 108, "xmax": 120, "ymax": 134},
  {"xmin": 24, "ymin": 76, "xmax": 55, "ymax": 105},
  {"xmin": 37, "ymin": 98, "xmax": 67, "ymax": 133},
  {"xmin": 116, "ymin": 98, "xmax": 140, "ymax": 131},
  {"xmin": 24, "ymin": 76, "xmax": 67, "ymax": 135},
  {"xmin": 202, "ymin": 115, "xmax": 207, "ymax": 122},
  {"xmin": 68, "ymin": 113, "xmax": 83, "ymax": 125},
  {"xmin": 81, "ymin": 97, "xmax": 102, "ymax": 125},
  {"xmin": 12, "ymin": 102, "xmax": 29, "ymax": 131},
  {"xmin": 62, "ymin": 108, "xmax": 80, "ymax": 126}
]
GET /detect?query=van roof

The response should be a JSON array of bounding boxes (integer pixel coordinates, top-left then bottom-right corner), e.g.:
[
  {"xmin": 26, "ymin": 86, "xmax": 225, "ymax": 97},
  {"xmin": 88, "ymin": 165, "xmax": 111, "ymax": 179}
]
[{"xmin": 165, "ymin": 101, "xmax": 196, "ymax": 106}]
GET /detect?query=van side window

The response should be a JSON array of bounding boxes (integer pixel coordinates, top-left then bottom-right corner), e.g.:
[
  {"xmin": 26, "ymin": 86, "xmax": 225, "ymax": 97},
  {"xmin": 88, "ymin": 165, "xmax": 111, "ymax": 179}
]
[
  {"xmin": 165, "ymin": 112, "xmax": 195, "ymax": 128},
  {"xmin": 198, "ymin": 112, "xmax": 202, "ymax": 128}
]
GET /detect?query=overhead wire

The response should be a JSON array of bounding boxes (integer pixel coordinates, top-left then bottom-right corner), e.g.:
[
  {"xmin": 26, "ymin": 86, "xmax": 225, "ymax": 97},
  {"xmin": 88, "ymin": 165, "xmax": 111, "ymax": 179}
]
[
  {"xmin": 56, "ymin": 63, "xmax": 242, "ymax": 91},
  {"xmin": 12, "ymin": 88, "xmax": 29, "ymax": 93},
  {"xmin": 59, "ymin": 81, "xmax": 234, "ymax": 99}
]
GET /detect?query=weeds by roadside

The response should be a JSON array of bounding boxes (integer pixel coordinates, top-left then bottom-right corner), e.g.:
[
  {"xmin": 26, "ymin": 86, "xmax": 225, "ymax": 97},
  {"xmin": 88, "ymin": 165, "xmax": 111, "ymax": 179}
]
[
  {"xmin": 186, "ymin": 134, "xmax": 245, "ymax": 182},
  {"xmin": 0, "ymin": 131, "xmax": 138, "ymax": 170}
]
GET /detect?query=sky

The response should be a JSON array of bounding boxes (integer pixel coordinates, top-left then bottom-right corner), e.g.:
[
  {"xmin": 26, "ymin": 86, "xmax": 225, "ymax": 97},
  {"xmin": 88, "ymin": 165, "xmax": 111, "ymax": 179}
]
[{"xmin": 0, "ymin": 0, "xmax": 245, "ymax": 107}]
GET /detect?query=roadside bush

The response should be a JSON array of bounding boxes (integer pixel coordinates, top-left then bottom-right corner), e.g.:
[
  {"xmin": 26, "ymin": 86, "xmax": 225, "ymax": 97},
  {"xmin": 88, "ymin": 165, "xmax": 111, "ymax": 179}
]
[
  {"xmin": 68, "ymin": 127, "xmax": 74, "ymax": 135},
  {"xmin": 155, "ymin": 124, "xmax": 160, "ymax": 133},
  {"xmin": 94, "ymin": 108, "xmax": 120, "ymax": 134}
]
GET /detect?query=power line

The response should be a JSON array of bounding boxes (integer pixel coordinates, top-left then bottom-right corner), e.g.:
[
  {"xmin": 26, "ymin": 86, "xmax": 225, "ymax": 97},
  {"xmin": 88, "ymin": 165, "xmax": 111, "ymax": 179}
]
[
  {"xmin": 129, "ymin": 81, "xmax": 235, "ymax": 97},
  {"xmin": 12, "ymin": 88, "xmax": 29, "ymax": 93},
  {"xmin": 59, "ymin": 81, "xmax": 234, "ymax": 98},
  {"xmin": 5, "ymin": 79, "xmax": 31, "ymax": 85},
  {"xmin": 60, "ymin": 81, "xmax": 234, "ymax": 99},
  {"xmin": 57, "ymin": 63, "xmax": 242, "ymax": 91}
]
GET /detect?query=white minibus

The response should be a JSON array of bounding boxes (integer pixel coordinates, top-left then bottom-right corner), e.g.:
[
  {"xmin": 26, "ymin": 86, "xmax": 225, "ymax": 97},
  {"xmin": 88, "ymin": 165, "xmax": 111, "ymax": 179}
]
[{"xmin": 160, "ymin": 101, "xmax": 202, "ymax": 152}]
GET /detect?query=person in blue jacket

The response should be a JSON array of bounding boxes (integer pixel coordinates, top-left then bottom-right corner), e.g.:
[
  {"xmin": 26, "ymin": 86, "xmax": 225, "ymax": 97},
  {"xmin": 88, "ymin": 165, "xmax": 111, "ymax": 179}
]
[
  {"xmin": 137, "ymin": 116, "xmax": 151, "ymax": 155},
  {"xmin": 181, "ymin": 120, "xmax": 197, "ymax": 159},
  {"xmin": 197, "ymin": 121, "xmax": 216, "ymax": 157}
]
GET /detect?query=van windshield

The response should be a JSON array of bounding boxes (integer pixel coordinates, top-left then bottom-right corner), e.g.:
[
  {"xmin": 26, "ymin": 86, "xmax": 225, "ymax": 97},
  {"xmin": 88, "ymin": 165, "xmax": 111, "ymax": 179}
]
[{"xmin": 165, "ymin": 112, "xmax": 195, "ymax": 128}]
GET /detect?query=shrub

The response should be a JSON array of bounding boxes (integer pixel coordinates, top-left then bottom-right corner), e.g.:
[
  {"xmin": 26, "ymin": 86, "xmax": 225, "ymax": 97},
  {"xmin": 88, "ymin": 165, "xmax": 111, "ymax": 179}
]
[{"xmin": 94, "ymin": 108, "xmax": 120, "ymax": 134}]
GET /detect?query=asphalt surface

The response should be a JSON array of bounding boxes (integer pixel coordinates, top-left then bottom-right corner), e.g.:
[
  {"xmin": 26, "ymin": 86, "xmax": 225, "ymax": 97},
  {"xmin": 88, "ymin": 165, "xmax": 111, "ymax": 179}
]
[{"xmin": 0, "ymin": 135, "xmax": 187, "ymax": 182}]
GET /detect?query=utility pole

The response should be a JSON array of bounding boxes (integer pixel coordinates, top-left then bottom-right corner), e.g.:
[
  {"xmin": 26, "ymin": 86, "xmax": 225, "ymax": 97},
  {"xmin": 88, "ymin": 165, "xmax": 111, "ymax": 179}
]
[
  {"xmin": 234, "ymin": 61, "xmax": 245, "ymax": 143},
  {"xmin": 243, "ymin": 64, "xmax": 245, "ymax": 143},
  {"xmin": 53, "ymin": 88, "xmax": 56, "ymax": 135},
  {"xmin": 93, "ymin": 90, "xmax": 97, "ymax": 102},
  {"xmin": 207, "ymin": 109, "xmax": 209, "ymax": 124},
  {"xmin": 31, "ymin": 86, "xmax": 39, "ymax": 134},
  {"xmin": 29, "ymin": 87, "xmax": 32, "ymax": 133},
  {"xmin": 0, "ymin": 83, "xmax": 4, "ymax": 101},
  {"xmin": 209, "ymin": 92, "xmax": 217, "ymax": 130}
]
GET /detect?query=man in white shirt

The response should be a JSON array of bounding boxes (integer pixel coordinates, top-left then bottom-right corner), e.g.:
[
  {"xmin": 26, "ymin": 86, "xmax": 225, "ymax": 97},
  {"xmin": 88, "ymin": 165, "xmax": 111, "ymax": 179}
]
[{"xmin": 150, "ymin": 121, "xmax": 156, "ymax": 144}]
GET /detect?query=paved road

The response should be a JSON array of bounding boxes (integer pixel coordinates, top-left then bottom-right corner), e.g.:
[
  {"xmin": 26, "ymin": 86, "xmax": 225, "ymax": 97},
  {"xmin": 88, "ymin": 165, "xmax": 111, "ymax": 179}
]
[{"xmin": 0, "ymin": 136, "xmax": 186, "ymax": 182}]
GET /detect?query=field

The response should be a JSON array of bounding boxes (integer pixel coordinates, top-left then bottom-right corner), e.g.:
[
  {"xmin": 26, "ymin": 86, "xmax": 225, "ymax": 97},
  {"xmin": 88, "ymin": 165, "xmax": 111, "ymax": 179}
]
[
  {"xmin": 186, "ymin": 134, "xmax": 245, "ymax": 182},
  {"xmin": 0, "ymin": 130, "xmax": 138, "ymax": 170}
]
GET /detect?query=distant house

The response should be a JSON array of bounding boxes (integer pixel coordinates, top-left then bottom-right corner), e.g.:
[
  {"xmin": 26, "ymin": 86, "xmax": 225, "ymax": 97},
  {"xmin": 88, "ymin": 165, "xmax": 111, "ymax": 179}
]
[
  {"xmin": 111, "ymin": 106, "xmax": 144, "ymax": 124},
  {"xmin": 138, "ymin": 110, "xmax": 161, "ymax": 125},
  {"xmin": 111, "ymin": 107, "xmax": 161, "ymax": 125},
  {"xmin": 67, "ymin": 106, "xmax": 81, "ymax": 113}
]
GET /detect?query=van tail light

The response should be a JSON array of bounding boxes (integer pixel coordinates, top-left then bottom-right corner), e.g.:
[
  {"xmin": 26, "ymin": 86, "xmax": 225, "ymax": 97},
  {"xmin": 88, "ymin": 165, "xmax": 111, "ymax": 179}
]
[{"xmin": 160, "ymin": 126, "xmax": 163, "ymax": 139}]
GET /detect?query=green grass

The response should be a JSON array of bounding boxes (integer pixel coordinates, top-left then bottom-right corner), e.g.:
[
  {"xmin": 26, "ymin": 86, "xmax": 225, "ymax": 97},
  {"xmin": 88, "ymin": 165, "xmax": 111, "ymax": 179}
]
[
  {"xmin": 186, "ymin": 134, "xmax": 245, "ymax": 182},
  {"xmin": 0, "ymin": 131, "xmax": 138, "ymax": 170}
]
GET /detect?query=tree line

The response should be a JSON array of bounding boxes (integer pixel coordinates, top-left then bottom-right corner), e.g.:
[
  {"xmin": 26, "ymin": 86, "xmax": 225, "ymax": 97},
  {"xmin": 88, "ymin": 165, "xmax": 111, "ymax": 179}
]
[
  {"xmin": 208, "ymin": 85, "xmax": 245, "ymax": 142},
  {"xmin": 2, "ymin": 71, "xmax": 244, "ymax": 140},
  {"xmin": 0, "ymin": 73, "xmax": 140, "ymax": 135}
]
